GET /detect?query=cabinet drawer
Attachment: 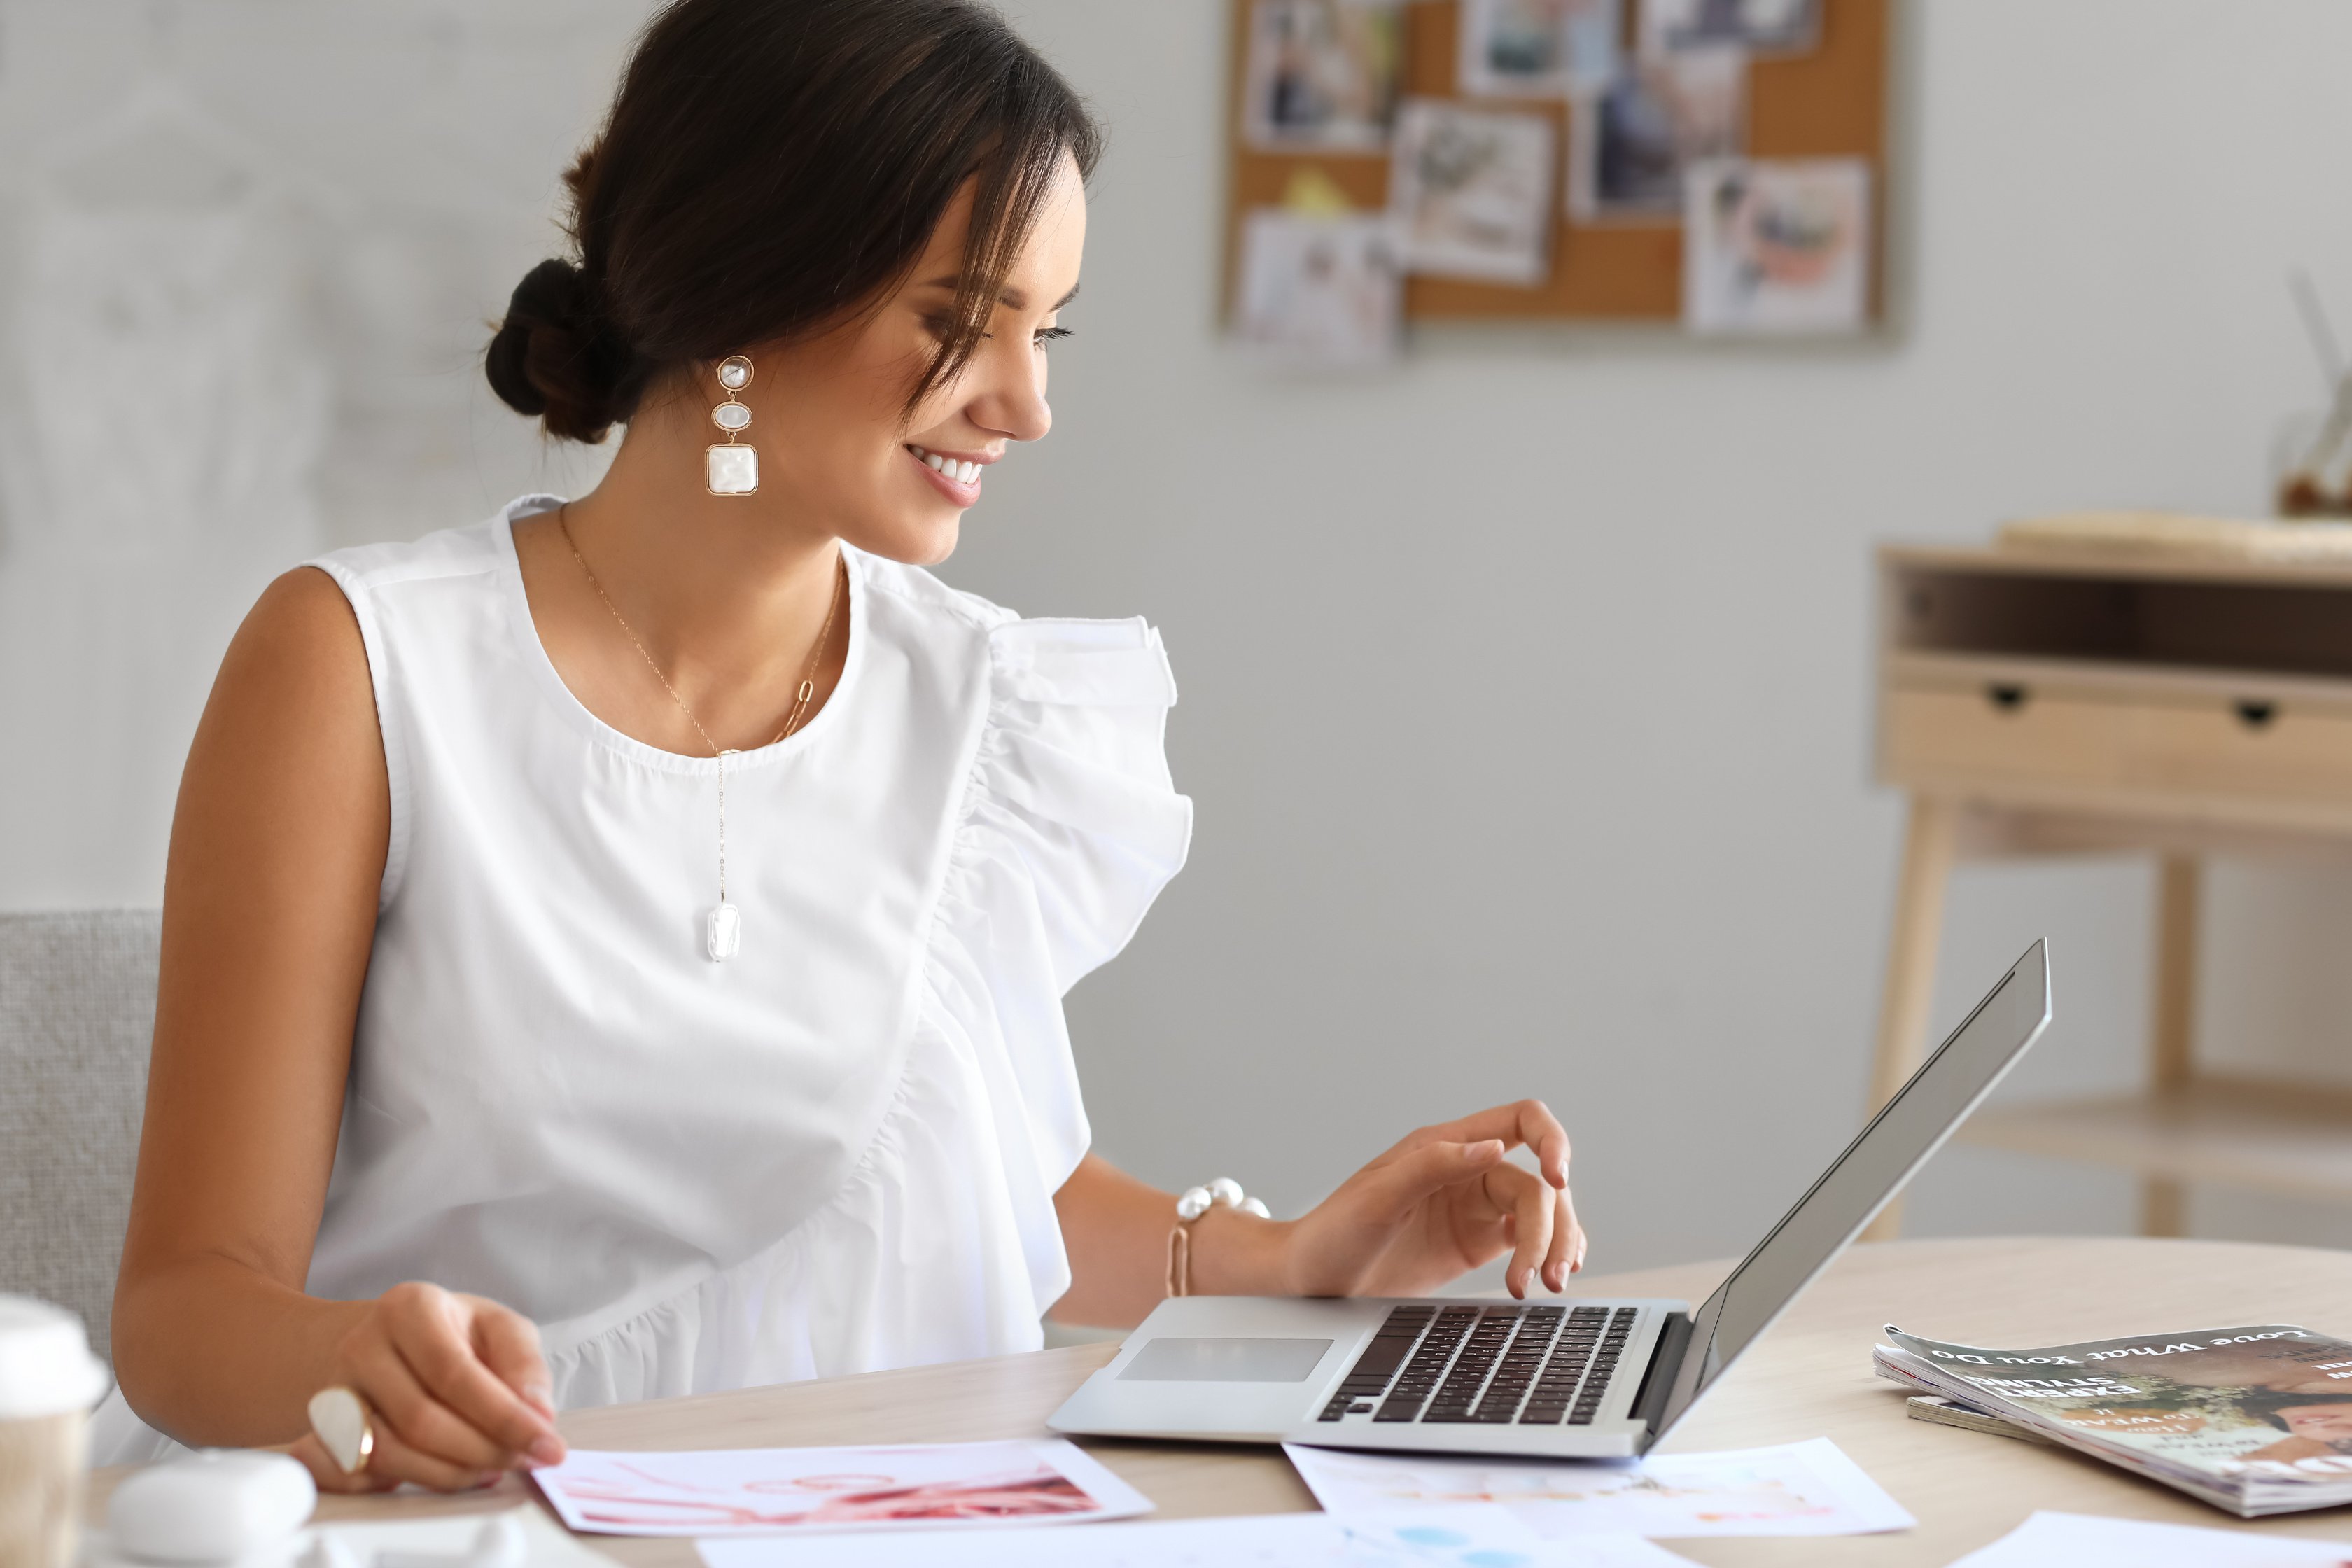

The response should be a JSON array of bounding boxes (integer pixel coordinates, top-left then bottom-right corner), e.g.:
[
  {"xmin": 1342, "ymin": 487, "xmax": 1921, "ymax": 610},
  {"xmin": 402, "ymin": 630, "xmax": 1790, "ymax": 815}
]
[
  {"xmin": 1882, "ymin": 682, "xmax": 2352, "ymax": 807},
  {"xmin": 2132, "ymin": 701, "xmax": 2352, "ymax": 801},
  {"xmin": 1883, "ymin": 686, "xmax": 2132, "ymax": 790}
]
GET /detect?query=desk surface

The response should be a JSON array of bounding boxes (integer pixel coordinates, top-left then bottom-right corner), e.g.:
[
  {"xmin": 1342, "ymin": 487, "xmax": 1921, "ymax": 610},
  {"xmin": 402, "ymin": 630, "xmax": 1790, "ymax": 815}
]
[{"xmin": 102, "ymin": 1238, "xmax": 2352, "ymax": 1564}]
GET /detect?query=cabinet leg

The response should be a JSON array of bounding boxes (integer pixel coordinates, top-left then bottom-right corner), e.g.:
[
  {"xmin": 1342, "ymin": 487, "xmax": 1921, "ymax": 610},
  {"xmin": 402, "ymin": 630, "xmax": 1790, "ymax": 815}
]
[
  {"xmin": 2142, "ymin": 856, "xmax": 2200, "ymax": 1237},
  {"xmin": 2141, "ymin": 1177, "xmax": 2188, "ymax": 1238},
  {"xmin": 1861, "ymin": 795, "xmax": 1959, "ymax": 1244},
  {"xmin": 2150, "ymin": 855, "xmax": 2199, "ymax": 1093}
]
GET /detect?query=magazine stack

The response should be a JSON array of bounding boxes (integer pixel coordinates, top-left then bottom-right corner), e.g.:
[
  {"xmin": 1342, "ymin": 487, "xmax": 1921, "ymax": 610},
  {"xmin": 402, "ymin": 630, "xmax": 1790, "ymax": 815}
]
[{"xmin": 1875, "ymin": 1323, "xmax": 2352, "ymax": 1517}]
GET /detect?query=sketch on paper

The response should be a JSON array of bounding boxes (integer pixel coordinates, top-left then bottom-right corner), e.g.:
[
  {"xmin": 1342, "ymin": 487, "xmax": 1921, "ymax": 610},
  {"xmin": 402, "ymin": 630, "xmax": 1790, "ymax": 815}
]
[
  {"xmin": 1682, "ymin": 158, "xmax": 1871, "ymax": 334},
  {"xmin": 1950, "ymin": 1510, "xmax": 2352, "ymax": 1567},
  {"xmin": 533, "ymin": 1441, "xmax": 1151, "ymax": 1538},
  {"xmin": 699, "ymin": 1504, "xmax": 1704, "ymax": 1567},
  {"xmin": 1389, "ymin": 100, "xmax": 1558, "ymax": 286},
  {"xmin": 1282, "ymin": 1437, "xmax": 1915, "ymax": 1539},
  {"xmin": 0, "ymin": 19, "xmax": 630, "ymax": 910},
  {"xmin": 4, "ymin": 77, "xmax": 331, "ymax": 567},
  {"xmin": 1242, "ymin": 0, "xmax": 1406, "ymax": 151}
]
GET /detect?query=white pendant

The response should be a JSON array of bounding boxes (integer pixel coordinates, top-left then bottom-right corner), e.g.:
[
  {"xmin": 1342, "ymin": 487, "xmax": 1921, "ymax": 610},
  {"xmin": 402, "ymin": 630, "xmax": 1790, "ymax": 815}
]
[
  {"xmin": 706, "ymin": 901, "xmax": 741, "ymax": 962},
  {"xmin": 706, "ymin": 442, "xmax": 758, "ymax": 496}
]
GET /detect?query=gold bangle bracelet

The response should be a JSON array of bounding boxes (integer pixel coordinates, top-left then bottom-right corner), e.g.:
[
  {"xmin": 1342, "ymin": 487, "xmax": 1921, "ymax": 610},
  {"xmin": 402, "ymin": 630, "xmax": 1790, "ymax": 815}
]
[{"xmin": 1165, "ymin": 1180, "xmax": 1272, "ymax": 1298}]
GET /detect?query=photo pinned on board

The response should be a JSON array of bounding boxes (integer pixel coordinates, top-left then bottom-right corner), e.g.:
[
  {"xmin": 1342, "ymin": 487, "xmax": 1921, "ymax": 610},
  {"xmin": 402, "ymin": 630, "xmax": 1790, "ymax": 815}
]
[
  {"xmin": 1235, "ymin": 206, "xmax": 1405, "ymax": 369},
  {"xmin": 1388, "ymin": 99, "xmax": 1558, "ymax": 286},
  {"xmin": 1241, "ymin": 0, "xmax": 1405, "ymax": 152},
  {"xmin": 1682, "ymin": 157, "xmax": 1872, "ymax": 334},
  {"xmin": 1567, "ymin": 47, "xmax": 1744, "ymax": 221},
  {"xmin": 1638, "ymin": 0, "xmax": 1820, "ymax": 59},
  {"xmin": 1457, "ymin": 0, "xmax": 1622, "ymax": 102}
]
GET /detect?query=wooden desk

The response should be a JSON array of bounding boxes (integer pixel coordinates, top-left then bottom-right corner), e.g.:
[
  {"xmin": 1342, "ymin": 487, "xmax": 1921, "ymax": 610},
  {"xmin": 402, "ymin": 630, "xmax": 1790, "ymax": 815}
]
[
  {"xmin": 92, "ymin": 1238, "xmax": 2352, "ymax": 1564},
  {"xmin": 1866, "ymin": 544, "xmax": 2352, "ymax": 1240}
]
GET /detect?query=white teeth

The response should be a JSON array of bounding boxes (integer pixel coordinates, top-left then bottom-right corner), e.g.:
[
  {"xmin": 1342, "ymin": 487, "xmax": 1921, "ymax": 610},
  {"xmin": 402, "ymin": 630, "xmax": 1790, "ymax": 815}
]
[{"xmin": 911, "ymin": 447, "xmax": 983, "ymax": 485}]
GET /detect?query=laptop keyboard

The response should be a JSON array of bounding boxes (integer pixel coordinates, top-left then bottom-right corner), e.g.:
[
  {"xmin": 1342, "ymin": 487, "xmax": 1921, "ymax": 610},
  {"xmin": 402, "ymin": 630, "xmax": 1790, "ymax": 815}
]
[{"xmin": 1315, "ymin": 1303, "xmax": 1638, "ymax": 1426}]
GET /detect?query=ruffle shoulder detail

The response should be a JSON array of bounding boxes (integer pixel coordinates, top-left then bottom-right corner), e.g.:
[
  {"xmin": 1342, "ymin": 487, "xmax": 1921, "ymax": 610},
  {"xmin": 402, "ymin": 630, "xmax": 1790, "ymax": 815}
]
[
  {"xmin": 916, "ymin": 615, "xmax": 1194, "ymax": 1296},
  {"xmin": 953, "ymin": 616, "xmax": 1194, "ymax": 995}
]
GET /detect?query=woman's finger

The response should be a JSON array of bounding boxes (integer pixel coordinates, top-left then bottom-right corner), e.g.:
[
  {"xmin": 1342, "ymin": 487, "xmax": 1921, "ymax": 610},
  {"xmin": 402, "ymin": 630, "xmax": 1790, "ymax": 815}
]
[
  {"xmin": 1482, "ymin": 1162, "xmax": 1555, "ymax": 1299},
  {"xmin": 347, "ymin": 1328, "xmax": 509, "ymax": 1473},
  {"xmin": 1541, "ymin": 1189, "xmax": 1576, "ymax": 1291},
  {"xmin": 463, "ymin": 1299, "xmax": 564, "ymax": 1460},
  {"xmin": 1361, "ymin": 1138, "xmax": 1506, "ymax": 1217},
  {"xmin": 1427, "ymin": 1101, "xmax": 1572, "ymax": 1190},
  {"xmin": 290, "ymin": 1432, "xmax": 399, "ymax": 1495},
  {"xmin": 362, "ymin": 1414, "xmax": 502, "ymax": 1493},
  {"xmin": 384, "ymin": 1287, "xmax": 560, "ymax": 1464}
]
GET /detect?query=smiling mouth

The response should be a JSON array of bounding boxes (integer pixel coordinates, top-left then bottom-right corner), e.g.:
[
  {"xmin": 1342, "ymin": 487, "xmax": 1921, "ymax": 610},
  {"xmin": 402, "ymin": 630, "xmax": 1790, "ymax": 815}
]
[{"xmin": 909, "ymin": 445, "xmax": 983, "ymax": 486}]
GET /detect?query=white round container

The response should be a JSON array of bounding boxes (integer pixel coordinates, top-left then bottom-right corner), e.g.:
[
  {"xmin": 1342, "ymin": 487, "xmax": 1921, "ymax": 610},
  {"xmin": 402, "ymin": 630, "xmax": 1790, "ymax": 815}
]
[{"xmin": 106, "ymin": 1450, "xmax": 315, "ymax": 1563}]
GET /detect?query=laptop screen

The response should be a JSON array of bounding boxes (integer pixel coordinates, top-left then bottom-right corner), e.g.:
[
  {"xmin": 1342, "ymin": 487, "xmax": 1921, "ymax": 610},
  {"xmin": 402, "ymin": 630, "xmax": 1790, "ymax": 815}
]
[{"xmin": 1651, "ymin": 939, "xmax": 2052, "ymax": 1439}]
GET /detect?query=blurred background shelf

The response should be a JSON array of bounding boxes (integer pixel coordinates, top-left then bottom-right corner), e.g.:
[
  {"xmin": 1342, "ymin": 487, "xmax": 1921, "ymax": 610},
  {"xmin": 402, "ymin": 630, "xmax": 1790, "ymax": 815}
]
[{"xmin": 1958, "ymin": 1075, "xmax": 2352, "ymax": 1208}]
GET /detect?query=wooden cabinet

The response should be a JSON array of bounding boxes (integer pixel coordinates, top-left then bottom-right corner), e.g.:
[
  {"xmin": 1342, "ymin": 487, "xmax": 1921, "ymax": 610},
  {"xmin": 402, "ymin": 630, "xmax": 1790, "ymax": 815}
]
[
  {"xmin": 1882, "ymin": 668, "xmax": 2352, "ymax": 825},
  {"xmin": 1867, "ymin": 545, "xmax": 2352, "ymax": 1238}
]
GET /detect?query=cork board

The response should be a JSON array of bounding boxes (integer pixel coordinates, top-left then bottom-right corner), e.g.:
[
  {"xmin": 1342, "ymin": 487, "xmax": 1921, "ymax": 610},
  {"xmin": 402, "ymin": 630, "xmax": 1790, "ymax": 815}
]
[{"xmin": 1222, "ymin": 0, "xmax": 1889, "ymax": 324}]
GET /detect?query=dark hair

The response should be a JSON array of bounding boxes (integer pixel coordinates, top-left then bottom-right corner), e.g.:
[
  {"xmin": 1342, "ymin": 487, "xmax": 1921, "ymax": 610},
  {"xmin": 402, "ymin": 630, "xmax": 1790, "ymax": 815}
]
[{"xmin": 486, "ymin": 0, "xmax": 1100, "ymax": 443}]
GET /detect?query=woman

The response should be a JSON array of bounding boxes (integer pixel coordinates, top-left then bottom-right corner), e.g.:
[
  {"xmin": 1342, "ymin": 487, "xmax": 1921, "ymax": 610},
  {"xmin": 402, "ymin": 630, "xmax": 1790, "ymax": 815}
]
[
  {"xmin": 2240, "ymin": 1394, "xmax": 2352, "ymax": 1467},
  {"xmin": 101, "ymin": 0, "xmax": 1585, "ymax": 1490}
]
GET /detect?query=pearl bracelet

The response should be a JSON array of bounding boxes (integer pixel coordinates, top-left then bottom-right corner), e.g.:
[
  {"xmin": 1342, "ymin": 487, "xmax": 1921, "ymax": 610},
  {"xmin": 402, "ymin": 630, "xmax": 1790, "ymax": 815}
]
[
  {"xmin": 1177, "ymin": 1177, "xmax": 1273, "ymax": 1222},
  {"xmin": 1166, "ymin": 1177, "xmax": 1273, "ymax": 1298}
]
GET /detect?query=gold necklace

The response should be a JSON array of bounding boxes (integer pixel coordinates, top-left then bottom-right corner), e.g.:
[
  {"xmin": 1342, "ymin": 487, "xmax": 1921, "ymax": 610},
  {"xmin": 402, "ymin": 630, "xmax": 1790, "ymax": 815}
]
[{"xmin": 556, "ymin": 505, "xmax": 844, "ymax": 962}]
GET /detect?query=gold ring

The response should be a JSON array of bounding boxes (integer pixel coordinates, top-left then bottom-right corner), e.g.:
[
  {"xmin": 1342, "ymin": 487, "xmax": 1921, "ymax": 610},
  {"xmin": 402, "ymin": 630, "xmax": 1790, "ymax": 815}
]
[{"xmin": 307, "ymin": 1385, "xmax": 377, "ymax": 1476}]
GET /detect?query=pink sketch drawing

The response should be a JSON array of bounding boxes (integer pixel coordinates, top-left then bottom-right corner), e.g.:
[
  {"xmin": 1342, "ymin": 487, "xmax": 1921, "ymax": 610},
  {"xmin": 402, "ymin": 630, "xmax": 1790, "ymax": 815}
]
[{"xmin": 533, "ymin": 1441, "xmax": 1149, "ymax": 1538}]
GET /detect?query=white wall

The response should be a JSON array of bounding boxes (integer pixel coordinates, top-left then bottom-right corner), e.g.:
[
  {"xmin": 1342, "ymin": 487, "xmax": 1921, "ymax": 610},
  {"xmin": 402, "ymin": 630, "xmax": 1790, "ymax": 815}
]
[
  {"xmin": 5, "ymin": 0, "xmax": 2351, "ymax": 1280},
  {"xmin": 966, "ymin": 0, "xmax": 2352, "ymax": 1270}
]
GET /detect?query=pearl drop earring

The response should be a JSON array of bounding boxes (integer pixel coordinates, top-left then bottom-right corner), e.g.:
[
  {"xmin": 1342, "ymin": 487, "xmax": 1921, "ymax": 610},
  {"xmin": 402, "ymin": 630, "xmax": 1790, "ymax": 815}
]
[{"xmin": 706, "ymin": 356, "xmax": 757, "ymax": 496}]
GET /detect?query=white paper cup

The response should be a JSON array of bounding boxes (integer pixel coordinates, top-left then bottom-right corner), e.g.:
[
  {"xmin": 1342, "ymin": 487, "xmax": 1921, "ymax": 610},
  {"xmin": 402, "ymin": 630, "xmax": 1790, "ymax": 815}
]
[{"xmin": 0, "ymin": 1296, "xmax": 109, "ymax": 1568}]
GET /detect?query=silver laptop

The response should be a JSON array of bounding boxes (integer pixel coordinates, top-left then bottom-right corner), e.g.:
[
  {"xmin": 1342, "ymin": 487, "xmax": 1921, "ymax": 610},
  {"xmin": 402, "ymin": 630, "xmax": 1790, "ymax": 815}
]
[{"xmin": 1051, "ymin": 940, "xmax": 2052, "ymax": 1458}]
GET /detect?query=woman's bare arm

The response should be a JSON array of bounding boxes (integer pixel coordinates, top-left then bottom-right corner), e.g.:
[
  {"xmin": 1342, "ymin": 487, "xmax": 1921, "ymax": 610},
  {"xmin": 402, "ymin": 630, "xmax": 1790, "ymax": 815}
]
[
  {"xmin": 112, "ymin": 567, "xmax": 387, "ymax": 1442},
  {"xmin": 1051, "ymin": 1102, "xmax": 1586, "ymax": 1330},
  {"xmin": 111, "ymin": 568, "xmax": 559, "ymax": 1486}
]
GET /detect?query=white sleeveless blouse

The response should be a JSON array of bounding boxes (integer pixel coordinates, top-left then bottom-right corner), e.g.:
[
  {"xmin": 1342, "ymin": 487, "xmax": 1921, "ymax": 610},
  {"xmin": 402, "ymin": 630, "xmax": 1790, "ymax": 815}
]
[{"xmin": 92, "ymin": 495, "xmax": 1191, "ymax": 1460}]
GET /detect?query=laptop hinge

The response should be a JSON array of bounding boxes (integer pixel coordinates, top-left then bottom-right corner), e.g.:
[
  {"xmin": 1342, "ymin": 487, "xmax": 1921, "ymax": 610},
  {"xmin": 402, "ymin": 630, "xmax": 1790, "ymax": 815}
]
[{"xmin": 1628, "ymin": 1311, "xmax": 1693, "ymax": 1444}]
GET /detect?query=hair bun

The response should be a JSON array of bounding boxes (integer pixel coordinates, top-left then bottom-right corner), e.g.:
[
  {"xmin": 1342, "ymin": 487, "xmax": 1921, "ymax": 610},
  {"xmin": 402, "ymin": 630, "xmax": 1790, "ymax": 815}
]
[{"xmin": 484, "ymin": 258, "xmax": 639, "ymax": 444}]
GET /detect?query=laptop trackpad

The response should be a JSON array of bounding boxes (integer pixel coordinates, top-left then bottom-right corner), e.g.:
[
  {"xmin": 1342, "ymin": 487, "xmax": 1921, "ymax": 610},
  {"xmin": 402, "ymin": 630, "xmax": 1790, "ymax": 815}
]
[{"xmin": 1117, "ymin": 1336, "xmax": 1334, "ymax": 1382}]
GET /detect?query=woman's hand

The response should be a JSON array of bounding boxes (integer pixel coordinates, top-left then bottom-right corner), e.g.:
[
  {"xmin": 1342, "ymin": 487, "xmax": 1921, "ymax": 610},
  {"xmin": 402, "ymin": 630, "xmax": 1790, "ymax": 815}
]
[
  {"xmin": 1276, "ymin": 1101, "xmax": 1585, "ymax": 1301},
  {"xmin": 289, "ymin": 1282, "xmax": 566, "ymax": 1493}
]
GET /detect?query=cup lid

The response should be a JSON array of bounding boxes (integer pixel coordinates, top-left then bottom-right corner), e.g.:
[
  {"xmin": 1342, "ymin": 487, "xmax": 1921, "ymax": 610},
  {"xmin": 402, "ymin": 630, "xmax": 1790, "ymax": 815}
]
[{"xmin": 0, "ymin": 1294, "xmax": 110, "ymax": 1419}]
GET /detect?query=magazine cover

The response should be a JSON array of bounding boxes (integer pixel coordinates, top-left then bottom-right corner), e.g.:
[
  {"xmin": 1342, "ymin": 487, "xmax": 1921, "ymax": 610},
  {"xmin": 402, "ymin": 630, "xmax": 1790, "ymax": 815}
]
[{"xmin": 1879, "ymin": 1324, "xmax": 2352, "ymax": 1516}]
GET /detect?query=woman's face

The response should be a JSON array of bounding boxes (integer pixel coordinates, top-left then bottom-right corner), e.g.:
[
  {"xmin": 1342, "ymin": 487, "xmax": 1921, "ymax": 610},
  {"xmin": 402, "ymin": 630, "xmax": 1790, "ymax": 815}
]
[
  {"xmin": 2279, "ymin": 1403, "xmax": 2352, "ymax": 1448},
  {"xmin": 729, "ymin": 154, "xmax": 1087, "ymax": 566}
]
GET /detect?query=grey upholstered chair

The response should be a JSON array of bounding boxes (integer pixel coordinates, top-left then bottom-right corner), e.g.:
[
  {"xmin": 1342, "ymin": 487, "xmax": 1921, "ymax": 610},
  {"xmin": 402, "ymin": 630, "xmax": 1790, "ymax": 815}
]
[{"xmin": 0, "ymin": 910, "xmax": 160, "ymax": 1366}]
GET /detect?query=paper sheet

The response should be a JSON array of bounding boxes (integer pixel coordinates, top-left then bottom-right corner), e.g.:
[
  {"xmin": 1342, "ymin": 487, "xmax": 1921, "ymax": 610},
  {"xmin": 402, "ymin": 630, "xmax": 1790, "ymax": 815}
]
[
  {"xmin": 313, "ymin": 1506, "xmax": 617, "ymax": 1566},
  {"xmin": 531, "ymin": 1439, "xmax": 1150, "ymax": 1538},
  {"xmin": 86, "ymin": 1507, "xmax": 618, "ymax": 1568},
  {"xmin": 1950, "ymin": 1511, "xmax": 2352, "ymax": 1567},
  {"xmin": 1282, "ymin": 1437, "xmax": 1915, "ymax": 1538},
  {"xmin": 696, "ymin": 1506, "xmax": 1700, "ymax": 1567}
]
